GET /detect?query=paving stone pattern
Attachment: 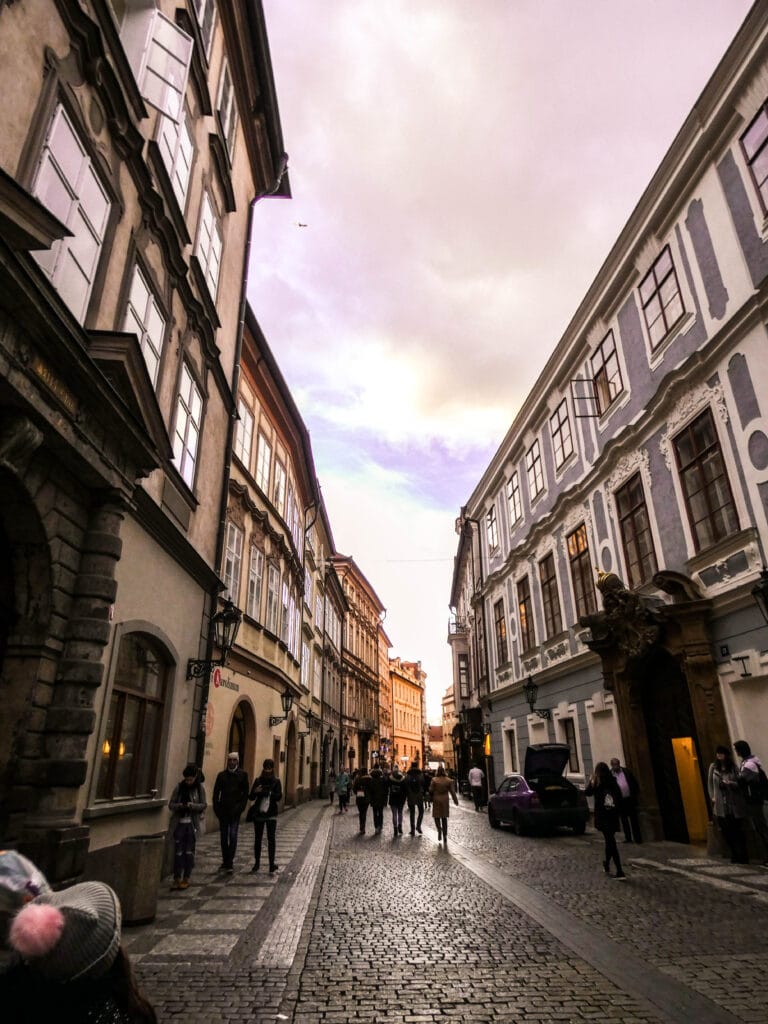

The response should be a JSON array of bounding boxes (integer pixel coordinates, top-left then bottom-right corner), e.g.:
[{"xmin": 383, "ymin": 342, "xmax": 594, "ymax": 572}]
[{"xmin": 129, "ymin": 798, "xmax": 768, "ymax": 1023}]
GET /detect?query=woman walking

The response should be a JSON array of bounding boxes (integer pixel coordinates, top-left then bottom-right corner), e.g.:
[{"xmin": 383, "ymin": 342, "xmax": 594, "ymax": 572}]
[
  {"xmin": 168, "ymin": 764, "xmax": 206, "ymax": 890},
  {"xmin": 354, "ymin": 766, "xmax": 372, "ymax": 834},
  {"xmin": 248, "ymin": 759, "xmax": 283, "ymax": 874},
  {"xmin": 367, "ymin": 765, "xmax": 388, "ymax": 834},
  {"xmin": 586, "ymin": 762, "xmax": 626, "ymax": 879},
  {"xmin": 335, "ymin": 767, "xmax": 351, "ymax": 814},
  {"xmin": 429, "ymin": 765, "xmax": 458, "ymax": 843},
  {"xmin": 708, "ymin": 745, "xmax": 748, "ymax": 864}
]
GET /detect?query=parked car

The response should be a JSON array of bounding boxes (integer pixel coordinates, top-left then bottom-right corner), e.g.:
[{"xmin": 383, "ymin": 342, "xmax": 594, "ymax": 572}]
[{"xmin": 487, "ymin": 744, "xmax": 589, "ymax": 835}]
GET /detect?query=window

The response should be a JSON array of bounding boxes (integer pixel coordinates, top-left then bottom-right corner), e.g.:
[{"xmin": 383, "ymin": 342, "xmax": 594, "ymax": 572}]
[
  {"xmin": 301, "ymin": 642, "xmax": 310, "ymax": 688},
  {"xmin": 32, "ymin": 105, "xmax": 111, "ymax": 323},
  {"xmin": 172, "ymin": 363, "xmax": 202, "ymax": 488},
  {"xmin": 567, "ymin": 524, "xmax": 596, "ymax": 618},
  {"xmin": 246, "ymin": 547, "xmax": 264, "ymax": 621},
  {"xmin": 486, "ymin": 505, "xmax": 499, "ymax": 550},
  {"xmin": 315, "ymin": 594, "xmax": 323, "ymax": 628},
  {"xmin": 590, "ymin": 331, "xmax": 623, "ymax": 415},
  {"xmin": 561, "ymin": 717, "xmax": 579, "ymax": 772},
  {"xmin": 525, "ymin": 440, "xmax": 544, "ymax": 499},
  {"xmin": 304, "ymin": 572, "xmax": 312, "ymax": 608},
  {"xmin": 313, "ymin": 654, "xmax": 321, "ymax": 698},
  {"xmin": 505, "ymin": 730, "xmax": 517, "ymax": 773},
  {"xmin": 550, "ymin": 399, "xmax": 573, "ymax": 468},
  {"xmin": 222, "ymin": 521, "xmax": 243, "ymax": 602},
  {"xmin": 196, "ymin": 191, "xmax": 222, "ymax": 300},
  {"xmin": 216, "ymin": 58, "xmax": 237, "ymax": 161},
  {"xmin": 233, "ymin": 398, "xmax": 254, "ymax": 467},
  {"xmin": 255, "ymin": 431, "xmax": 272, "ymax": 493},
  {"xmin": 123, "ymin": 265, "xmax": 166, "ymax": 386},
  {"xmin": 192, "ymin": 0, "xmax": 216, "ymax": 59},
  {"xmin": 741, "ymin": 102, "xmax": 768, "ymax": 212},
  {"xmin": 673, "ymin": 408, "xmax": 739, "ymax": 552},
  {"xmin": 265, "ymin": 564, "xmax": 280, "ymax": 634},
  {"xmin": 616, "ymin": 473, "xmax": 657, "ymax": 588},
  {"xmin": 158, "ymin": 112, "xmax": 193, "ymax": 210},
  {"xmin": 639, "ymin": 246, "xmax": 685, "ymax": 349},
  {"xmin": 118, "ymin": 5, "xmax": 193, "ymax": 121},
  {"xmin": 507, "ymin": 472, "xmax": 522, "ymax": 527},
  {"xmin": 280, "ymin": 581, "xmax": 290, "ymax": 644},
  {"xmin": 538, "ymin": 553, "xmax": 562, "ymax": 639},
  {"xmin": 458, "ymin": 652, "xmax": 470, "ymax": 699},
  {"xmin": 517, "ymin": 576, "xmax": 535, "ymax": 653},
  {"xmin": 493, "ymin": 598, "xmax": 508, "ymax": 666},
  {"xmin": 273, "ymin": 460, "xmax": 286, "ymax": 515},
  {"xmin": 97, "ymin": 633, "xmax": 166, "ymax": 800}
]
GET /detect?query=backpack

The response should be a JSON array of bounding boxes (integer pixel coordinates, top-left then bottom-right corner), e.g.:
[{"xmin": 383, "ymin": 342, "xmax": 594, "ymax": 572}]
[{"xmin": 746, "ymin": 766, "xmax": 768, "ymax": 804}]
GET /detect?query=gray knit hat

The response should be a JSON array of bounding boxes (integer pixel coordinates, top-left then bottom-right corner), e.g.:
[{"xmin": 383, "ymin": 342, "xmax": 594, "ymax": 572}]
[{"xmin": 9, "ymin": 881, "xmax": 121, "ymax": 981}]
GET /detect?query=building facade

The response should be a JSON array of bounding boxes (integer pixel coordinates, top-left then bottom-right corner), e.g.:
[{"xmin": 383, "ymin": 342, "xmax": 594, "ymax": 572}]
[
  {"xmin": 451, "ymin": 2, "xmax": 768, "ymax": 844},
  {"xmin": 0, "ymin": 0, "xmax": 287, "ymax": 889},
  {"xmin": 391, "ymin": 657, "xmax": 426, "ymax": 770}
]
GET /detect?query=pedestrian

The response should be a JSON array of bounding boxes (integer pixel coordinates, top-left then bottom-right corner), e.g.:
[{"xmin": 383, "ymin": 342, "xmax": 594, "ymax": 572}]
[
  {"xmin": 708, "ymin": 745, "xmax": 748, "ymax": 864},
  {"xmin": 335, "ymin": 767, "xmax": 350, "ymax": 813},
  {"xmin": 168, "ymin": 763, "xmax": 207, "ymax": 890},
  {"xmin": 354, "ymin": 766, "xmax": 372, "ymax": 834},
  {"xmin": 733, "ymin": 740, "xmax": 768, "ymax": 865},
  {"xmin": 4, "ymin": 880, "xmax": 157, "ymax": 1022},
  {"xmin": 405, "ymin": 762, "xmax": 425, "ymax": 835},
  {"xmin": 367, "ymin": 764, "xmax": 388, "ymax": 833},
  {"xmin": 387, "ymin": 766, "xmax": 407, "ymax": 836},
  {"xmin": 213, "ymin": 751, "xmax": 249, "ymax": 873},
  {"xmin": 610, "ymin": 757, "xmax": 642, "ymax": 844},
  {"xmin": 248, "ymin": 758, "xmax": 283, "ymax": 874},
  {"xmin": 422, "ymin": 770, "xmax": 433, "ymax": 810},
  {"xmin": 586, "ymin": 762, "xmax": 626, "ymax": 879},
  {"xmin": 468, "ymin": 762, "xmax": 485, "ymax": 811},
  {"xmin": 328, "ymin": 769, "xmax": 337, "ymax": 805},
  {"xmin": 429, "ymin": 765, "xmax": 458, "ymax": 843}
]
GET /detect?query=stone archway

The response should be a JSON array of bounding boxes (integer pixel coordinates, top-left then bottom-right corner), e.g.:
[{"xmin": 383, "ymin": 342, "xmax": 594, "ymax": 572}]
[{"xmin": 227, "ymin": 700, "xmax": 256, "ymax": 780}]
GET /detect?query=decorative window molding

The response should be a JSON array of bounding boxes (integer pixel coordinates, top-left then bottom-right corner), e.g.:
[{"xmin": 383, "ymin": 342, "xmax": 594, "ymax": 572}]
[
  {"xmin": 122, "ymin": 263, "xmax": 166, "ymax": 387},
  {"xmin": 172, "ymin": 361, "xmax": 203, "ymax": 489},
  {"xmin": 659, "ymin": 381, "xmax": 728, "ymax": 471}
]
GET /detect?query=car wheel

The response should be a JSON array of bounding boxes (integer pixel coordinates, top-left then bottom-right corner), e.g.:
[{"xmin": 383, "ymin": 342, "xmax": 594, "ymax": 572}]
[
  {"xmin": 572, "ymin": 821, "xmax": 586, "ymax": 836},
  {"xmin": 488, "ymin": 807, "xmax": 500, "ymax": 829},
  {"xmin": 512, "ymin": 811, "xmax": 527, "ymax": 836}
]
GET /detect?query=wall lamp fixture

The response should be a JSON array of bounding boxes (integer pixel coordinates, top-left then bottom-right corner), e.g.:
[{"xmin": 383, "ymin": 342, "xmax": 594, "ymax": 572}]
[
  {"xmin": 523, "ymin": 675, "xmax": 551, "ymax": 720},
  {"xmin": 186, "ymin": 600, "xmax": 242, "ymax": 679},
  {"xmin": 269, "ymin": 686, "xmax": 294, "ymax": 727}
]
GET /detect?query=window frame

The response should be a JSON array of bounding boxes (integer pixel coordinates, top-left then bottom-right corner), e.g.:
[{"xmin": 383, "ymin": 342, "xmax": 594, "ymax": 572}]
[
  {"xmin": 550, "ymin": 398, "xmax": 574, "ymax": 469},
  {"xmin": 216, "ymin": 57, "xmax": 237, "ymax": 162},
  {"xmin": 122, "ymin": 262, "xmax": 167, "ymax": 388},
  {"xmin": 172, "ymin": 361, "xmax": 203, "ymax": 490},
  {"xmin": 195, "ymin": 190, "xmax": 223, "ymax": 301},
  {"xmin": 192, "ymin": 0, "xmax": 216, "ymax": 60},
  {"xmin": 639, "ymin": 245, "xmax": 685, "ymax": 351},
  {"xmin": 567, "ymin": 523, "xmax": 597, "ymax": 619},
  {"xmin": 616, "ymin": 473, "xmax": 658, "ymax": 588},
  {"xmin": 233, "ymin": 397, "xmax": 254, "ymax": 468},
  {"xmin": 246, "ymin": 546, "xmax": 264, "ymax": 622},
  {"xmin": 538, "ymin": 552, "xmax": 563, "ymax": 639},
  {"xmin": 458, "ymin": 652, "xmax": 470, "ymax": 700},
  {"xmin": 265, "ymin": 563, "xmax": 280, "ymax": 635},
  {"xmin": 157, "ymin": 110, "xmax": 194, "ymax": 212},
  {"xmin": 507, "ymin": 471, "xmax": 522, "ymax": 528},
  {"xmin": 222, "ymin": 520, "xmax": 243, "ymax": 603},
  {"xmin": 741, "ymin": 101, "xmax": 768, "ymax": 215},
  {"xmin": 493, "ymin": 598, "xmax": 509, "ymax": 666},
  {"xmin": 273, "ymin": 459, "xmax": 287, "ymax": 516},
  {"xmin": 255, "ymin": 431, "xmax": 272, "ymax": 493},
  {"xmin": 590, "ymin": 330, "xmax": 624, "ymax": 416},
  {"xmin": 486, "ymin": 504, "xmax": 499, "ymax": 551},
  {"xmin": 525, "ymin": 439, "xmax": 545, "ymax": 500},
  {"xmin": 673, "ymin": 408, "xmax": 739, "ymax": 553},
  {"xmin": 517, "ymin": 575, "xmax": 535, "ymax": 654},
  {"xmin": 560, "ymin": 717, "xmax": 580, "ymax": 773}
]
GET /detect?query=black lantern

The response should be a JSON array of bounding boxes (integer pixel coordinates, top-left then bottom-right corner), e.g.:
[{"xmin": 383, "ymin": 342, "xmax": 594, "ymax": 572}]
[
  {"xmin": 458, "ymin": 703, "xmax": 469, "ymax": 728},
  {"xmin": 186, "ymin": 599, "xmax": 243, "ymax": 679},
  {"xmin": 523, "ymin": 675, "xmax": 551, "ymax": 720},
  {"xmin": 752, "ymin": 567, "xmax": 768, "ymax": 625},
  {"xmin": 269, "ymin": 686, "xmax": 294, "ymax": 727}
]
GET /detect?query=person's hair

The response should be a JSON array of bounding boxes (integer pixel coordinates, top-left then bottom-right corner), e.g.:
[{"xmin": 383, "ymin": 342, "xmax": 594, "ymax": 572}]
[
  {"xmin": 592, "ymin": 761, "xmax": 611, "ymax": 785},
  {"xmin": 734, "ymin": 740, "xmax": 751, "ymax": 758},
  {"xmin": 108, "ymin": 947, "xmax": 158, "ymax": 1023},
  {"xmin": 263, "ymin": 758, "xmax": 274, "ymax": 770},
  {"xmin": 436, "ymin": 765, "xmax": 446, "ymax": 777}
]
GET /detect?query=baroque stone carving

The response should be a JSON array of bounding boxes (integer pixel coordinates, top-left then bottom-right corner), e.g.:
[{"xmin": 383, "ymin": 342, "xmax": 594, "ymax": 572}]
[
  {"xmin": 0, "ymin": 415, "xmax": 44, "ymax": 471},
  {"xmin": 659, "ymin": 381, "xmax": 728, "ymax": 470},
  {"xmin": 604, "ymin": 449, "xmax": 651, "ymax": 518},
  {"xmin": 579, "ymin": 571, "xmax": 663, "ymax": 661}
]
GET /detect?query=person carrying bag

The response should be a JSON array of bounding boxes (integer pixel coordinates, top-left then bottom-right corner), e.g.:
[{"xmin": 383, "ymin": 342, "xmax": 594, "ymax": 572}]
[{"xmin": 248, "ymin": 759, "xmax": 283, "ymax": 874}]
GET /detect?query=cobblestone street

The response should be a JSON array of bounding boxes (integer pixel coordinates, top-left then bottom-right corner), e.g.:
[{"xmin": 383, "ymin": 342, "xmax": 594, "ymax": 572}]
[{"xmin": 130, "ymin": 798, "xmax": 768, "ymax": 1023}]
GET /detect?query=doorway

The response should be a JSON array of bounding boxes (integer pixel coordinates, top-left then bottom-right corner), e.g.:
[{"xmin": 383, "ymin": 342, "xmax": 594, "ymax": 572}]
[
  {"xmin": 227, "ymin": 701, "xmax": 255, "ymax": 779},
  {"xmin": 284, "ymin": 721, "xmax": 297, "ymax": 806}
]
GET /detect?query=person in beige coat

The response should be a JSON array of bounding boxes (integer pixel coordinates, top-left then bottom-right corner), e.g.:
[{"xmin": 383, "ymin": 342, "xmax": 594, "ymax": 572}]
[{"xmin": 429, "ymin": 765, "xmax": 458, "ymax": 843}]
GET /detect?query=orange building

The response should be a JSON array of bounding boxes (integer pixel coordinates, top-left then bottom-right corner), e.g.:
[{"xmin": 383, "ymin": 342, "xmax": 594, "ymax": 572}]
[{"xmin": 391, "ymin": 658, "xmax": 426, "ymax": 770}]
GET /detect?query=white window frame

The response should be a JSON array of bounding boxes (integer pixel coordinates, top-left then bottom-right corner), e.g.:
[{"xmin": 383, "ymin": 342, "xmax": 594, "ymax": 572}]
[
  {"xmin": 233, "ymin": 398, "xmax": 254, "ymax": 467},
  {"xmin": 222, "ymin": 521, "xmax": 243, "ymax": 603},
  {"xmin": 172, "ymin": 363, "xmax": 203, "ymax": 488},
  {"xmin": 301, "ymin": 642, "xmax": 310, "ymax": 689},
  {"xmin": 273, "ymin": 459, "xmax": 287, "ymax": 515},
  {"xmin": 158, "ymin": 111, "xmax": 193, "ymax": 210},
  {"xmin": 119, "ymin": 5, "xmax": 193, "ymax": 123},
  {"xmin": 32, "ymin": 105, "xmax": 111, "ymax": 324},
  {"xmin": 486, "ymin": 504, "xmax": 499, "ymax": 551},
  {"xmin": 255, "ymin": 431, "xmax": 271, "ymax": 493},
  {"xmin": 216, "ymin": 57, "xmax": 237, "ymax": 162},
  {"xmin": 507, "ymin": 471, "xmax": 522, "ymax": 528},
  {"xmin": 246, "ymin": 546, "xmax": 264, "ymax": 621},
  {"xmin": 304, "ymin": 571, "xmax": 312, "ymax": 608},
  {"xmin": 196, "ymin": 190, "xmax": 223, "ymax": 300},
  {"xmin": 265, "ymin": 563, "xmax": 280, "ymax": 634},
  {"xmin": 192, "ymin": 0, "xmax": 216, "ymax": 59},
  {"xmin": 122, "ymin": 264, "xmax": 166, "ymax": 387},
  {"xmin": 526, "ymin": 439, "xmax": 545, "ymax": 500},
  {"xmin": 315, "ymin": 594, "xmax": 323, "ymax": 628}
]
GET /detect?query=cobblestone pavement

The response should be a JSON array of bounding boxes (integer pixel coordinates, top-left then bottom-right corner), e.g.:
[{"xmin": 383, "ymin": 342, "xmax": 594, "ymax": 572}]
[{"xmin": 130, "ymin": 797, "xmax": 768, "ymax": 1023}]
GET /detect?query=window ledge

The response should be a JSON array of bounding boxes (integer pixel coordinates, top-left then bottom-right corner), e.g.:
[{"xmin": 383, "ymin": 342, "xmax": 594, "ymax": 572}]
[{"xmin": 84, "ymin": 797, "xmax": 166, "ymax": 821}]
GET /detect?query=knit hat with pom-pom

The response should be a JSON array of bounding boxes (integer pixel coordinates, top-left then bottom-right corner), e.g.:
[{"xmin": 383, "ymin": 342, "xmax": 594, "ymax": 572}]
[{"xmin": 9, "ymin": 881, "xmax": 121, "ymax": 982}]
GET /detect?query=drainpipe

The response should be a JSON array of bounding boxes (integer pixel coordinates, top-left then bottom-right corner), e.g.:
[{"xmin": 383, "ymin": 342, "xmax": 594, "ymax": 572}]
[{"xmin": 196, "ymin": 155, "xmax": 289, "ymax": 771}]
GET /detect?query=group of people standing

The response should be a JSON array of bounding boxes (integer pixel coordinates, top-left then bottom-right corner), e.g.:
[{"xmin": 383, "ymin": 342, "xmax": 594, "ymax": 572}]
[
  {"xmin": 585, "ymin": 758, "xmax": 641, "ymax": 880},
  {"xmin": 708, "ymin": 740, "xmax": 768, "ymax": 865},
  {"xmin": 168, "ymin": 752, "xmax": 284, "ymax": 889},
  {"xmin": 331, "ymin": 763, "xmax": 459, "ymax": 842}
]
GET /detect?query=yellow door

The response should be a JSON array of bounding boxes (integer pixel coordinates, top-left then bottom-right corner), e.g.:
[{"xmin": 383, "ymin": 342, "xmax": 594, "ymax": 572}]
[{"xmin": 671, "ymin": 737, "xmax": 709, "ymax": 842}]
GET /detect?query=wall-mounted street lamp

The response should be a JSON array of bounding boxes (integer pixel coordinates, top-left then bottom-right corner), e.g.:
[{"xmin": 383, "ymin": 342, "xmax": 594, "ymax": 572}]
[
  {"xmin": 186, "ymin": 599, "xmax": 242, "ymax": 679},
  {"xmin": 299, "ymin": 708, "xmax": 319, "ymax": 738},
  {"xmin": 458, "ymin": 704, "xmax": 469, "ymax": 728},
  {"xmin": 269, "ymin": 686, "xmax": 295, "ymax": 727},
  {"xmin": 523, "ymin": 675, "xmax": 551, "ymax": 720},
  {"xmin": 751, "ymin": 567, "xmax": 768, "ymax": 625}
]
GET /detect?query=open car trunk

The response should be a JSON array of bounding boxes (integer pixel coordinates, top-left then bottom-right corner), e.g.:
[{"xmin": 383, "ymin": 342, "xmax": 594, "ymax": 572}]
[{"xmin": 524, "ymin": 744, "xmax": 579, "ymax": 808}]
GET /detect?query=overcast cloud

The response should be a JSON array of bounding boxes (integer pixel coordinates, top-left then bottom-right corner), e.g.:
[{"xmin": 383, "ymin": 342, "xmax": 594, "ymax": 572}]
[{"xmin": 247, "ymin": 0, "xmax": 754, "ymax": 719}]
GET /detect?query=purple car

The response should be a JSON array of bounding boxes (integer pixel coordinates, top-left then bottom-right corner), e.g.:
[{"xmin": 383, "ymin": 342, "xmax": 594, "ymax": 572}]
[{"xmin": 487, "ymin": 743, "xmax": 589, "ymax": 836}]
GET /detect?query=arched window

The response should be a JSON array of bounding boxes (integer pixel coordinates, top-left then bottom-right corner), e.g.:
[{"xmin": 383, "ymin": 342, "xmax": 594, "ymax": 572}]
[
  {"xmin": 228, "ymin": 702, "xmax": 246, "ymax": 763},
  {"xmin": 97, "ymin": 633, "xmax": 168, "ymax": 800}
]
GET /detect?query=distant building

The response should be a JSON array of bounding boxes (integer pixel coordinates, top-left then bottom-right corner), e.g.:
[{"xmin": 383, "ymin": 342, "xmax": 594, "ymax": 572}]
[
  {"xmin": 441, "ymin": 687, "xmax": 457, "ymax": 772},
  {"xmin": 391, "ymin": 658, "xmax": 426, "ymax": 768}
]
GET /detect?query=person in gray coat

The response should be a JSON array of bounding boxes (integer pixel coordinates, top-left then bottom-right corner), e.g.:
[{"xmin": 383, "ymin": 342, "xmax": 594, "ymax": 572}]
[{"xmin": 168, "ymin": 764, "xmax": 207, "ymax": 890}]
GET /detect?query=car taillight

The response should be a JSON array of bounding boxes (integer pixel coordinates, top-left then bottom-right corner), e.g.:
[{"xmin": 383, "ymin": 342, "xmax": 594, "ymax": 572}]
[{"xmin": 529, "ymin": 793, "xmax": 540, "ymax": 807}]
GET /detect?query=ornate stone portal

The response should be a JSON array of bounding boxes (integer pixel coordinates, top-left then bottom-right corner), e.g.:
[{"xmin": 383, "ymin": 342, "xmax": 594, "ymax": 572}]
[{"xmin": 580, "ymin": 572, "xmax": 728, "ymax": 842}]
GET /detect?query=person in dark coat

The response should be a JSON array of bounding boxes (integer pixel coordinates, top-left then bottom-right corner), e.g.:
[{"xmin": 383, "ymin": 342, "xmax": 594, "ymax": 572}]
[
  {"xmin": 354, "ymin": 768, "xmax": 372, "ymax": 834},
  {"xmin": 249, "ymin": 759, "xmax": 283, "ymax": 873},
  {"xmin": 366, "ymin": 766, "xmax": 388, "ymax": 834},
  {"xmin": 586, "ymin": 762, "xmax": 626, "ymax": 879},
  {"xmin": 387, "ymin": 767, "xmax": 407, "ymax": 836},
  {"xmin": 213, "ymin": 752, "xmax": 249, "ymax": 873},
  {"xmin": 405, "ymin": 763, "xmax": 425, "ymax": 835},
  {"xmin": 610, "ymin": 757, "xmax": 642, "ymax": 844}
]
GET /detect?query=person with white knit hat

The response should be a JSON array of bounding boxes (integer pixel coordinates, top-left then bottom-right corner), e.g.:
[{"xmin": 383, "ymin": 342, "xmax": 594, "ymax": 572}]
[{"xmin": 2, "ymin": 880, "xmax": 157, "ymax": 1022}]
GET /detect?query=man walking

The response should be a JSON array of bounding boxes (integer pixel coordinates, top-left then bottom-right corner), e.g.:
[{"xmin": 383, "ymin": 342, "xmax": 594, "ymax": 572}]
[
  {"xmin": 468, "ymin": 762, "xmax": 485, "ymax": 811},
  {"xmin": 405, "ymin": 762, "xmax": 425, "ymax": 835},
  {"xmin": 387, "ymin": 766, "xmax": 407, "ymax": 835},
  {"xmin": 213, "ymin": 752, "xmax": 249, "ymax": 872},
  {"xmin": 734, "ymin": 740, "xmax": 768, "ymax": 865},
  {"xmin": 610, "ymin": 757, "xmax": 642, "ymax": 844}
]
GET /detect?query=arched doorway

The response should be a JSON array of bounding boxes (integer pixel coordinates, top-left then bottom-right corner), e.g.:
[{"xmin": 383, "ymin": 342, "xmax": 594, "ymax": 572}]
[
  {"xmin": 310, "ymin": 738, "xmax": 318, "ymax": 796},
  {"xmin": 284, "ymin": 719, "xmax": 297, "ymax": 806},
  {"xmin": 227, "ymin": 701, "xmax": 255, "ymax": 778}
]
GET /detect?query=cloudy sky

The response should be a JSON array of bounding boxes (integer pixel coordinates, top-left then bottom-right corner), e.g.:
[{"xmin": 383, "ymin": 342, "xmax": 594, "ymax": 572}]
[{"xmin": 247, "ymin": 0, "xmax": 754, "ymax": 720}]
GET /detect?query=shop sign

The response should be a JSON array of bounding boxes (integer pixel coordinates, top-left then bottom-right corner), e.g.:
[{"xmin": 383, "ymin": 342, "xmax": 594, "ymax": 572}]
[{"xmin": 212, "ymin": 667, "xmax": 239, "ymax": 692}]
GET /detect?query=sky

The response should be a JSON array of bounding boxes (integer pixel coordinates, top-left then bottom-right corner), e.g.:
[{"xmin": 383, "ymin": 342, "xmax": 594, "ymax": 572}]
[{"xmin": 247, "ymin": 0, "xmax": 755, "ymax": 721}]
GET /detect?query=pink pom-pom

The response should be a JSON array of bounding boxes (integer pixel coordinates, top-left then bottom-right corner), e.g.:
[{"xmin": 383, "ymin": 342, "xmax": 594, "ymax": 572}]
[{"xmin": 9, "ymin": 903, "xmax": 65, "ymax": 957}]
